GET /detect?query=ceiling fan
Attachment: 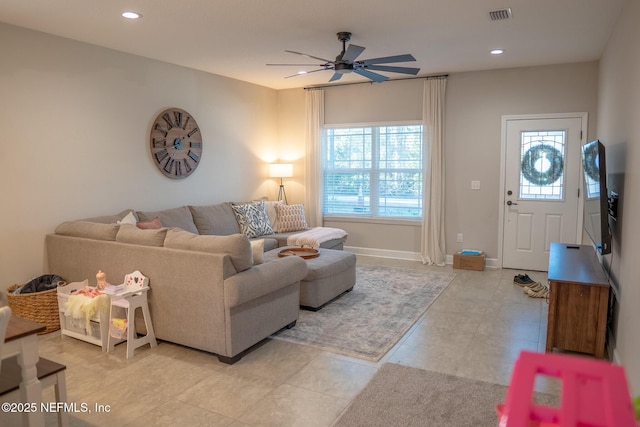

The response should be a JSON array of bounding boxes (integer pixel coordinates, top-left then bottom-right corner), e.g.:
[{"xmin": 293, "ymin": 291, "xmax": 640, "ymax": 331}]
[{"xmin": 267, "ymin": 32, "xmax": 420, "ymax": 83}]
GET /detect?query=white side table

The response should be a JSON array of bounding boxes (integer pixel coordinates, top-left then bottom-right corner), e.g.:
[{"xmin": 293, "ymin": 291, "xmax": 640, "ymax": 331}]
[{"xmin": 107, "ymin": 287, "xmax": 157, "ymax": 359}]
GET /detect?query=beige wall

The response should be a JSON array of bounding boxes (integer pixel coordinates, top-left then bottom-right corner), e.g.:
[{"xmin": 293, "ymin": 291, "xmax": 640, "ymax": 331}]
[
  {"xmin": 0, "ymin": 23, "xmax": 280, "ymax": 288},
  {"xmin": 275, "ymin": 88, "xmax": 306, "ymax": 205},
  {"xmin": 277, "ymin": 63, "xmax": 599, "ymax": 259},
  {"xmin": 445, "ymin": 63, "xmax": 598, "ymax": 259},
  {"xmin": 597, "ymin": 0, "xmax": 640, "ymax": 394},
  {"xmin": 324, "ymin": 79, "xmax": 423, "ymax": 124}
]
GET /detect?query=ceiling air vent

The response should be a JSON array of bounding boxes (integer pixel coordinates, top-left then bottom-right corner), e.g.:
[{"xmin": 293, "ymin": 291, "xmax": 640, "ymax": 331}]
[{"xmin": 489, "ymin": 8, "xmax": 512, "ymax": 21}]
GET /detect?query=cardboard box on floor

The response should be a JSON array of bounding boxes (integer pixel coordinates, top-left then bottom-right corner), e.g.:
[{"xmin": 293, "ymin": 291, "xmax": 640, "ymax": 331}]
[{"xmin": 453, "ymin": 252, "xmax": 485, "ymax": 271}]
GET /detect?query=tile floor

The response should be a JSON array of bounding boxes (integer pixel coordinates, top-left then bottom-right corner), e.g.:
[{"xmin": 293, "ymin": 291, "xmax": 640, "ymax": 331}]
[{"xmin": 1, "ymin": 256, "xmax": 555, "ymax": 426}]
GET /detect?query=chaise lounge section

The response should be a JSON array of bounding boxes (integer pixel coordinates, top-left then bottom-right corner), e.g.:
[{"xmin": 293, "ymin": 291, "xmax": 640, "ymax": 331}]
[{"xmin": 264, "ymin": 247, "xmax": 357, "ymax": 310}]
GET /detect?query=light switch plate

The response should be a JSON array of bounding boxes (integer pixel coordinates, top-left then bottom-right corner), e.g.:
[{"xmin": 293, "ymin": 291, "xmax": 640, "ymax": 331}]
[{"xmin": 471, "ymin": 181, "xmax": 480, "ymax": 190}]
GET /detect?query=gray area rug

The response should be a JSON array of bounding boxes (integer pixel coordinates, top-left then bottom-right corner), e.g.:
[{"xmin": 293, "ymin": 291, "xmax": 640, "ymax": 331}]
[
  {"xmin": 273, "ymin": 265, "xmax": 455, "ymax": 361},
  {"xmin": 334, "ymin": 363, "xmax": 559, "ymax": 427}
]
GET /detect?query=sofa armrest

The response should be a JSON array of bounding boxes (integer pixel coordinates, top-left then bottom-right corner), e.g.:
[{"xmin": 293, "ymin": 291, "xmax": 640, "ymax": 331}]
[{"xmin": 223, "ymin": 256, "xmax": 307, "ymax": 307}]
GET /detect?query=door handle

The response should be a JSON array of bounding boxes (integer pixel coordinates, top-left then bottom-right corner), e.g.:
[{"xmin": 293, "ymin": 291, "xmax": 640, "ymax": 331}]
[{"xmin": 507, "ymin": 200, "xmax": 518, "ymax": 206}]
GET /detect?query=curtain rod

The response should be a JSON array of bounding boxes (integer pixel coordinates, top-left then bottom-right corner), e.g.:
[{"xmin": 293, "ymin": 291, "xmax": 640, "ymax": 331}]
[{"xmin": 304, "ymin": 74, "xmax": 448, "ymax": 90}]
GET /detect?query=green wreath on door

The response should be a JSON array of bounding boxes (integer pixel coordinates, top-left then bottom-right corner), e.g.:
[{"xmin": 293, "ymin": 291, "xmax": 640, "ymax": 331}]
[
  {"xmin": 582, "ymin": 141, "xmax": 600, "ymax": 182},
  {"xmin": 521, "ymin": 144, "xmax": 564, "ymax": 186}
]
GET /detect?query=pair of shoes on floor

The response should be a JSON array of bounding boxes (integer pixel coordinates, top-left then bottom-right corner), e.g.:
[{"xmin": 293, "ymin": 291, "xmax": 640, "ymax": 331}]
[
  {"xmin": 513, "ymin": 273, "xmax": 535, "ymax": 287},
  {"xmin": 524, "ymin": 282, "xmax": 548, "ymax": 298}
]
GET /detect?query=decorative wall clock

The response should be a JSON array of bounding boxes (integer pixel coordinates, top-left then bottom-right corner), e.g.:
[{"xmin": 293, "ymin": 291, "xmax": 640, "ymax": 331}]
[{"xmin": 149, "ymin": 108, "xmax": 202, "ymax": 179}]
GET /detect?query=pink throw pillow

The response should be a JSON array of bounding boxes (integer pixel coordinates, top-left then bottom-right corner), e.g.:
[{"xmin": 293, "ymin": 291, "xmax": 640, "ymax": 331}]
[{"xmin": 136, "ymin": 216, "xmax": 162, "ymax": 230}]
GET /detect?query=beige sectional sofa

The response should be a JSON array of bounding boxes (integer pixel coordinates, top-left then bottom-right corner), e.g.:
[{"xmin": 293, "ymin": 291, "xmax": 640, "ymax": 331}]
[{"xmin": 45, "ymin": 202, "xmax": 345, "ymax": 363}]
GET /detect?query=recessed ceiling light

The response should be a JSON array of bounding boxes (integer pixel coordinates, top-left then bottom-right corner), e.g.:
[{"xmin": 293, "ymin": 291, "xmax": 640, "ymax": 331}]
[
  {"xmin": 122, "ymin": 11, "xmax": 142, "ymax": 19},
  {"xmin": 490, "ymin": 49, "xmax": 504, "ymax": 55}
]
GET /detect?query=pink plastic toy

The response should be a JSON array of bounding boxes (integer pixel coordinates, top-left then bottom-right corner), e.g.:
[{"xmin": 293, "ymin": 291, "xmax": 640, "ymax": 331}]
[{"xmin": 496, "ymin": 350, "xmax": 637, "ymax": 427}]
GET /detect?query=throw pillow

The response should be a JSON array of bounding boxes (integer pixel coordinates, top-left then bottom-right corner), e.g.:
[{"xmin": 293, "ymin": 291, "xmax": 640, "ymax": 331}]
[
  {"xmin": 261, "ymin": 200, "xmax": 283, "ymax": 232},
  {"xmin": 117, "ymin": 211, "xmax": 137, "ymax": 226},
  {"xmin": 137, "ymin": 216, "xmax": 162, "ymax": 230},
  {"xmin": 275, "ymin": 204, "xmax": 308, "ymax": 233},
  {"xmin": 250, "ymin": 239, "xmax": 264, "ymax": 265},
  {"xmin": 231, "ymin": 201, "xmax": 274, "ymax": 238}
]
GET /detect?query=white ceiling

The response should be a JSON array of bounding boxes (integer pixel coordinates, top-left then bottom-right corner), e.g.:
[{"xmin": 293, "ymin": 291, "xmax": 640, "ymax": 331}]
[{"xmin": 0, "ymin": 0, "xmax": 626, "ymax": 90}]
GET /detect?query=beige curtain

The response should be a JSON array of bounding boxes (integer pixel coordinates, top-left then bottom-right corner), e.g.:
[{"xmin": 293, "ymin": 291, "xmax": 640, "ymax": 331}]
[
  {"xmin": 304, "ymin": 88, "xmax": 324, "ymax": 227},
  {"xmin": 421, "ymin": 77, "xmax": 447, "ymax": 265}
]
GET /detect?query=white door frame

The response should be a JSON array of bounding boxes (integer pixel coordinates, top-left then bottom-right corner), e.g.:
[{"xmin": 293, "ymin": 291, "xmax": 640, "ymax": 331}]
[{"xmin": 497, "ymin": 112, "xmax": 587, "ymax": 269}]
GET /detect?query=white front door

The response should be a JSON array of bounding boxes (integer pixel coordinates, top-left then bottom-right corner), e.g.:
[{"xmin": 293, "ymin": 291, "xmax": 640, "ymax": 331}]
[{"xmin": 500, "ymin": 114, "xmax": 585, "ymax": 271}]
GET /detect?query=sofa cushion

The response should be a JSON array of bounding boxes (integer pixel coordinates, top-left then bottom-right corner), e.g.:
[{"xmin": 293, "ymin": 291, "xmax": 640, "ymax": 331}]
[
  {"xmin": 189, "ymin": 203, "xmax": 241, "ymax": 235},
  {"xmin": 55, "ymin": 221, "xmax": 119, "ymax": 241},
  {"xmin": 137, "ymin": 206, "xmax": 199, "ymax": 234},
  {"xmin": 231, "ymin": 201, "xmax": 274, "ymax": 238},
  {"xmin": 163, "ymin": 228, "xmax": 252, "ymax": 272},
  {"xmin": 81, "ymin": 209, "xmax": 136, "ymax": 224},
  {"xmin": 275, "ymin": 204, "xmax": 309, "ymax": 233},
  {"xmin": 260, "ymin": 237, "xmax": 279, "ymax": 251},
  {"xmin": 116, "ymin": 224, "xmax": 167, "ymax": 247}
]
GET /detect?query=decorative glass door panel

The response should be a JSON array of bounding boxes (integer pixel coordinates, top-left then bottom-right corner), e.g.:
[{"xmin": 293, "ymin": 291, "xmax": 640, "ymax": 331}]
[{"xmin": 519, "ymin": 130, "xmax": 566, "ymax": 200}]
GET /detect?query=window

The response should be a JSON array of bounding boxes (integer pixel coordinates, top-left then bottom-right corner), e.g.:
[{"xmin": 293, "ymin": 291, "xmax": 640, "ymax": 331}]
[
  {"xmin": 519, "ymin": 130, "xmax": 566, "ymax": 201},
  {"xmin": 322, "ymin": 124, "xmax": 423, "ymax": 218}
]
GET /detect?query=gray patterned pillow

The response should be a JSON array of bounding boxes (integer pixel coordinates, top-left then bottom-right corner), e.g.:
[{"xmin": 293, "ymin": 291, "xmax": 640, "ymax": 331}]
[{"xmin": 231, "ymin": 201, "xmax": 274, "ymax": 238}]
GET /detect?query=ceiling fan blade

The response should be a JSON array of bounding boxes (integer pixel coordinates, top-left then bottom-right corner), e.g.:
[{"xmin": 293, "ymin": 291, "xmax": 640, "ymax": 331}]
[
  {"xmin": 354, "ymin": 68, "xmax": 389, "ymax": 83},
  {"xmin": 360, "ymin": 54, "xmax": 416, "ymax": 66},
  {"xmin": 365, "ymin": 65, "xmax": 420, "ymax": 75},
  {"xmin": 285, "ymin": 50, "xmax": 334, "ymax": 63},
  {"xmin": 284, "ymin": 68, "xmax": 333, "ymax": 79},
  {"xmin": 329, "ymin": 72, "xmax": 343, "ymax": 82},
  {"xmin": 267, "ymin": 63, "xmax": 328, "ymax": 67},
  {"xmin": 342, "ymin": 44, "xmax": 366, "ymax": 62}
]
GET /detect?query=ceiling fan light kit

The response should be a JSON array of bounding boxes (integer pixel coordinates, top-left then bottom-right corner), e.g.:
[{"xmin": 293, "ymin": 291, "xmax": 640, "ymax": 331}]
[{"xmin": 267, "ymin": 31, "xmax": 420, "ymax": 83}]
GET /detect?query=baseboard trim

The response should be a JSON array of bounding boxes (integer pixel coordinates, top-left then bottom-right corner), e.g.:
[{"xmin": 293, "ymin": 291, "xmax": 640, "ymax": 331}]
[
  {"xmin": 607, "ymin": 329, "xmax": 621, "ymax": 364},
  {"xmin": 345, "ymin": 246, "xmax": 498, "ymax": 268},
  {"xmin": 344, "ymin": 246, "xmax": 422, "ymax": 261},
  {"xmin": 612, "ymin": 347, "xmax": 621, "ymax": 364}
]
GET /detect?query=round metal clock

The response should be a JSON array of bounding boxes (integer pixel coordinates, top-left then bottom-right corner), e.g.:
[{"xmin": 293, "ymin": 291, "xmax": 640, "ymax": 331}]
[{"xmin": 149, "ymin": 108, "xmax": 202, "ymax": 179}]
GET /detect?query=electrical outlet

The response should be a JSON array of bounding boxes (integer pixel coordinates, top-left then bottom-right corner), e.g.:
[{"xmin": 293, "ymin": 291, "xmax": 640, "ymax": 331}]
[{"xmin": 457, "ymin": 233, "xmax": 463, "ymax": 243}]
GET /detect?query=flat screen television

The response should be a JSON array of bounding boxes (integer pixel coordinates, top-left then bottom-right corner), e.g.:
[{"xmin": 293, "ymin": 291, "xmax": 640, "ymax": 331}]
[{"xmin": 581, "ymin": 139, "xmax": 611, "ymax": 254}]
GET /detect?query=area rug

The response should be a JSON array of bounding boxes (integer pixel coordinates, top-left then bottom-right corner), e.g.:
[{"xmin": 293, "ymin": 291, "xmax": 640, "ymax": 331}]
[
  {"xmin": 272, "ymin": 265, "xmax": 455, "ymax": 361},
  {"xmin": 334, "ymin": 363, "xmax": 559, "ymax": 427}
]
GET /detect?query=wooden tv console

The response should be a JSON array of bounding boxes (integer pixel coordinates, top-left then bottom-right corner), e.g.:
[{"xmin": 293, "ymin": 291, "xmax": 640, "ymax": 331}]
[{"xmin": 545, "ymin": 242, "xmax": 610, "ymax": 358}]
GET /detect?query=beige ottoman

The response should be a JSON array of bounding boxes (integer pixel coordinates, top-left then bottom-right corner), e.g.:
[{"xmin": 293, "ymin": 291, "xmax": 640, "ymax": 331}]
[{"xmin": 265, "ymin": 247, "xmax": 357, "ymax": 310}]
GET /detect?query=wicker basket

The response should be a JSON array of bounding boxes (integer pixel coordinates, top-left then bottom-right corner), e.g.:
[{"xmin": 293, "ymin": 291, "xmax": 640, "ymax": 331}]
[{"xmin": 6, "ymin": 283, "xmax": 61, "ymax": 334}]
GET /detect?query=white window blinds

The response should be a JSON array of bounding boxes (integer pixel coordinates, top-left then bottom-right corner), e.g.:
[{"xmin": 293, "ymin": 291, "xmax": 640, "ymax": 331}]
[{"xmin": 322, "ymin": 124, "xmax": 423, "ymax": 218}]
